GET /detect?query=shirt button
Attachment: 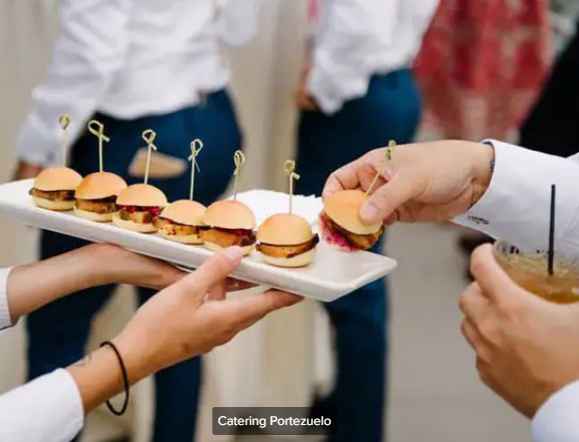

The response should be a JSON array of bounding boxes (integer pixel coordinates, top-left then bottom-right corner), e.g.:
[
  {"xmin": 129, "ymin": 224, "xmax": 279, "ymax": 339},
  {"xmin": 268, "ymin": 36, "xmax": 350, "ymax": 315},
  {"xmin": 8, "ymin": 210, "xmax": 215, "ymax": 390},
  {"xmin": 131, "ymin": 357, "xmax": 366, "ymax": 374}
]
[{"xmin": 467, "ymin": 215, "xmax": 489, "ymax": 226}]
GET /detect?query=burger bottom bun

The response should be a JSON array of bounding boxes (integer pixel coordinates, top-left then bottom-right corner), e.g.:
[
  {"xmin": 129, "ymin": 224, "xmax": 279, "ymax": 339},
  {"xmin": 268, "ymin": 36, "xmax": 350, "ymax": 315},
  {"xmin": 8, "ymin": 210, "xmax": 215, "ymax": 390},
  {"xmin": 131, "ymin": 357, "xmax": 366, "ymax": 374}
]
[
  {"xmin": 74, "ymin": 207, "xmax": 114, "ymax": 223},
  {"xmin": 33, "ymin": 197, "xmax": 75, "ymax": 211},
  {"xmin": 261, "ymin": 249, "xmax": 315, "ymax": 268},
  {"xmin": 112, "ymin": 213, "xmax": 157, "ymax": 233},
  {"xmin": 159, "ymin": 231, "xmax": 203, "ymax": 245},
  {"xmin": 204, "ymin": 241, "xmax": 253, "ymax": 256}
]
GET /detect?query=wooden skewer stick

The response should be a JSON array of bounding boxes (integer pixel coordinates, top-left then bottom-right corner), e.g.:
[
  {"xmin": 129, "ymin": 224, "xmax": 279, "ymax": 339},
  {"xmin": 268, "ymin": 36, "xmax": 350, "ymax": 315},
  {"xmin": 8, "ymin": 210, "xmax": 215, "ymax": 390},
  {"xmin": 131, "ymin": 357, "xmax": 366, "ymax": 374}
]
[
  {"xmin": 58, "ymin": 114, "xmax": 71, "ymax": 166},
  {"xmin": 88, "ymin": 120, "xmax": 111, "ymax": 173},
  {"xmin": 366, "ymin": 140, "xmax": 396, "ymax": 197},
  {"xmin": 188, "ymin": 139, "xmax": 204, "ymax": 201},
  {"xmin": 141, "ymin": 129, "xmax": 158, "ymax": 185},
  {"xmin": 284, "ymin": 160, "xmax": 300, "ymax": 214},
  {"xmin": 232, "ymin": 150, "xmax": 246, "ymax": 200}
]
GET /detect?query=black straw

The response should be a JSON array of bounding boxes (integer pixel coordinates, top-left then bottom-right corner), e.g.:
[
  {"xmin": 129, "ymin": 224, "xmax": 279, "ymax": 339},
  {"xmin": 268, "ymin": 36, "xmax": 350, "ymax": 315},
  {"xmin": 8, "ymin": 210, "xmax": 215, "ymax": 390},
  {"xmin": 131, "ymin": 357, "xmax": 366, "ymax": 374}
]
[{"xmin": 548, "ymin": 184, "xmax": 556, "ymax": 276}]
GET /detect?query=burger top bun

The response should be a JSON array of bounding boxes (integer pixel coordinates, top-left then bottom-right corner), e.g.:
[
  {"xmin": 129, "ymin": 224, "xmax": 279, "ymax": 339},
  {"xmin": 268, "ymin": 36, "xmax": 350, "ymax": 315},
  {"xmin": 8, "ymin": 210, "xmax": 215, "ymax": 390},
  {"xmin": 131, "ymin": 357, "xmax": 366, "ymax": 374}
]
[
  {"xmin": 324, "ymin": 189, "xmax": 382, "ymax": 235},
  {"xmin": 203, "ymin": 200, "xmax": 256, "ymax": 230},
  {"xmin": 116, "ymin": 183, "xmax": 168, "ymax": 207},
  {"xmin": 257, "ymin": 213, "xmax": 314, "ymax": 245},
  {"xmin": 160, "ymin": 200, "xmax": 206, "ymax": 226},
  {"xmin": 75, "ymin": 172, "xmax": 127, "ymax": 200},
  {"xmin": 34, "ymin": 167, "xmax": 82, "ymax": 191}
]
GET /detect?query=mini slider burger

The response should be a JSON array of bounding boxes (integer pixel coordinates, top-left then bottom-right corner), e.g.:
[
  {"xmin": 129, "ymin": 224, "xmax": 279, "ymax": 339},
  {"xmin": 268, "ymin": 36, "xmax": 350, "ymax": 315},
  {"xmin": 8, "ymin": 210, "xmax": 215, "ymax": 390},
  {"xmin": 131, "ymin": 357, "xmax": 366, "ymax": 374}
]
[
  {"xmin": 154, "ymin": 200, "xmax": 206, "ymax": 244},
  {"xmin": 113, "ymin": 184, "xmax": 168, "ymax": 233},
  {"xmin": 200, "ymin": 200, "xmax": 256, "ymax": 256},
  {"xmin": 320, "ymin": 189, "xmax": 384, "ymax": 251},
  {"xmin": 29, "ymin": 167, "xmax": 83, "ymax": 211},
  {"xmin": 257, "ymin": 213, "xmax": 319, "ymax": 267},
  {"xmin": 74, "ymin": 172, "xmax": 127, "ymax": 222}
]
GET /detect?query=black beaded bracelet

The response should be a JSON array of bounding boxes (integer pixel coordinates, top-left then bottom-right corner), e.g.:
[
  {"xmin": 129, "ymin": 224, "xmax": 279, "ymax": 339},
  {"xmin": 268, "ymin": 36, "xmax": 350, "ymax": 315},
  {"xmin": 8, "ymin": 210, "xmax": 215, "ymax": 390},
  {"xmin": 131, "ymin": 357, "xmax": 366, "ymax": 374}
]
[{"xmin": 100, "ymin": 341, "xmax": 130, "ymax": 416}]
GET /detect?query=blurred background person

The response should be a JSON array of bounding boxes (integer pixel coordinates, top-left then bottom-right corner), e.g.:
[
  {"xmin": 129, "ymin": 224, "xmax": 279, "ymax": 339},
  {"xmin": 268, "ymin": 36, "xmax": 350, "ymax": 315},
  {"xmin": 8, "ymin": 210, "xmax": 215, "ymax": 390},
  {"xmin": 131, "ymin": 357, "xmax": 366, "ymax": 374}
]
[
  {"xmin": 414, "ymin": 0, "xmax": 552, "ymax": 261},
  {"xmin": 12, "ymin": 1, "xmax": 260, "ymax": 441},
  {"xmin": 294, "ymin": 1, "xmax": 438, "ymax": 440}
]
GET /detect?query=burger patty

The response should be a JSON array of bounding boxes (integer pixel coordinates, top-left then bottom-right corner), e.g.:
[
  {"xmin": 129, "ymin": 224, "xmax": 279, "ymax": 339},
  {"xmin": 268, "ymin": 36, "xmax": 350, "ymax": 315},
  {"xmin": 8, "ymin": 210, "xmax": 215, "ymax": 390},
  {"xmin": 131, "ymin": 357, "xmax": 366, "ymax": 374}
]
[
  {"xmin": 257, "ymin": 234, "xmax": 319, "ymax": 258},
  {"xmin": 75, "ymin": 196, "xmax": 117, "ymax": 214},
  {"xmin": 118, "ymin": 205, "xmax": 162, "ymax": 224},
  {"xmin": 154, "ymin": 217, "xmax": 199, "ymax": 236},
  {"xmin": 29, "ymin": 188, "xmax": 75, "ymax": 202},
  {"xmin": 320, "ymin": 212, "xmax": 383, "ymax": 250},
  {"xmin": 200, "ymin": 227, "xmax": 256, "ymax": 247}
]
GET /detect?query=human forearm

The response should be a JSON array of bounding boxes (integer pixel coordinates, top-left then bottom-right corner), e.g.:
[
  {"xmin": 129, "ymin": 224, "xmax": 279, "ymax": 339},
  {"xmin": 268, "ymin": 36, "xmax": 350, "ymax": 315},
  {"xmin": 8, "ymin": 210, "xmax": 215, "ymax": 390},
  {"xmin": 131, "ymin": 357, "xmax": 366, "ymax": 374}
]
[
  {"xmin": 6, "ymin": 244, "xmax": 108, "ymax": 323},
  {"xmin": 6, "ymin": 243, "xmax": 182, "ymax": 324},
  {"xmin": 66, "ymin": 338, "xmax": 151, "ymax": 414}
]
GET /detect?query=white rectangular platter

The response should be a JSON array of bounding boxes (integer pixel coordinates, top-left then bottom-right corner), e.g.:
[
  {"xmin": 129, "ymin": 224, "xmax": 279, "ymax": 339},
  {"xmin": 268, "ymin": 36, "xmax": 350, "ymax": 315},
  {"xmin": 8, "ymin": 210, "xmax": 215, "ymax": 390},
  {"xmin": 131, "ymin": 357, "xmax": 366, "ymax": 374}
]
[{"xmin": 0, "ymin": 180, "xmax": 397, "ymax": 302}]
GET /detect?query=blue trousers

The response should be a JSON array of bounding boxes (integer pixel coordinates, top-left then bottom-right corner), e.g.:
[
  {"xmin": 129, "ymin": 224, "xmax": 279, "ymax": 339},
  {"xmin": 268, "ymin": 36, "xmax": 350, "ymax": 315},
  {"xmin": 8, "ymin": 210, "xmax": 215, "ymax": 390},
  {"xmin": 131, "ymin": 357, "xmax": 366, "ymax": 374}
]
[
  {"xmin": 297, "ymin": 70, "xmax": 421, "ymax": 442},
  {"xmin": 27, "ymin": 90, "xmax": 242, "ymax": 442}
]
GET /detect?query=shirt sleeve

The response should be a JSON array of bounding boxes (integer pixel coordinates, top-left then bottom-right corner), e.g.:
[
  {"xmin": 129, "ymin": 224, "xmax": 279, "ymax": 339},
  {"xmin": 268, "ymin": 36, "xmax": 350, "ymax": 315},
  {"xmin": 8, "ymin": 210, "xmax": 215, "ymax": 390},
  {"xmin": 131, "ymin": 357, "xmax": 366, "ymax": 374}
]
[
  {"xmin": 0, "ymin": 268, "xmax": 13, "ymax": 331},
  {"xmin": 216, "ymin": 0, "xmax": 262, "ymax": 47},
  {"xmin": 0, "ymin": 369, "xmax": 84, "ymax": 442},
  {"xmin": 454, "ymin": 140, "xmax": 579, "ymax": 261},
  {"xmin": 532, "ymin": 380, "xmax": 579, "ymax": 442},
  {"xmin": 16, "ymin": 0, "xmax": 132, "ymax": 166},
  {"xmin": 307, "ymin": 0, "xmax": 396, "ymax": 114}
]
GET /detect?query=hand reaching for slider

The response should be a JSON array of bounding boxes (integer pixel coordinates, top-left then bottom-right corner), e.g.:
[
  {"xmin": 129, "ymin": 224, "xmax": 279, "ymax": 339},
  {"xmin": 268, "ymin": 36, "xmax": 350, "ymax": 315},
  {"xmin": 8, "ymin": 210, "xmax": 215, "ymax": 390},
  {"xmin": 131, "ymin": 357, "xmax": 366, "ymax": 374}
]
[{"xmin": 323, "ymin": 141, "xmax": 495, "ymax": 225}]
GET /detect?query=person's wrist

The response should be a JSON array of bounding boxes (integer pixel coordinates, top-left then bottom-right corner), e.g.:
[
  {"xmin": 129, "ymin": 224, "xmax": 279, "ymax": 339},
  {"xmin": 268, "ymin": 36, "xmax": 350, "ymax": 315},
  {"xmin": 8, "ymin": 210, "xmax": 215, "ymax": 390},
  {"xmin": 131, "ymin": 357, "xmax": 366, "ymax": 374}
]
[
  {"xmin": 470, "ymin": 142, "xmax": 495, "ymax": 207},
  {"xmin": 113, "ymin": 328, "xmax": 161, "ymax": 384},
  {"xmin": 87, "ymin": 243, "xmax": 140, "ymax": 287},
  {"xmin": 80, "ymin": 244, "xmax": 118, "ymax": 287}
]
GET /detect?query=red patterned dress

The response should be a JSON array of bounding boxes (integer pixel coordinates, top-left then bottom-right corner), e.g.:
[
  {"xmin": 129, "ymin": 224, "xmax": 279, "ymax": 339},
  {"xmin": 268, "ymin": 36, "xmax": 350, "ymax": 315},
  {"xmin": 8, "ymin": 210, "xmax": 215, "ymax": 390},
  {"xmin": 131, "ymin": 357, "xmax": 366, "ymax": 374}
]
[{"xmin": 415, "ymin": 0, "xmax": 552, "ymax": 140}]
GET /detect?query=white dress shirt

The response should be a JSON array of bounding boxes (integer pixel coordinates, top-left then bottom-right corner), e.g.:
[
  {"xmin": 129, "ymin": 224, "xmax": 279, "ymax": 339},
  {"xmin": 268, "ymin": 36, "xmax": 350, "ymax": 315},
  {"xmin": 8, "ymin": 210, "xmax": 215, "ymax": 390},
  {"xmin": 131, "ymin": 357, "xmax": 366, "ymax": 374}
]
[
  {"xmin": 456, "ymin": 140, "xmax": 579, "ymax": 441},
  {"xmin": 308, "ymin": 0, "xmax": 439, "ymax": 114},
  {"xmin": 456, "ymin": 140, "xmax": 579, "ymax": 260},
  {"xmin": 0, "ymin": 268, "xmax": 84, "ymax": 442},
  {"xmin": 16, "ymin": 0, "xmax": 260, "ymax": 166}
]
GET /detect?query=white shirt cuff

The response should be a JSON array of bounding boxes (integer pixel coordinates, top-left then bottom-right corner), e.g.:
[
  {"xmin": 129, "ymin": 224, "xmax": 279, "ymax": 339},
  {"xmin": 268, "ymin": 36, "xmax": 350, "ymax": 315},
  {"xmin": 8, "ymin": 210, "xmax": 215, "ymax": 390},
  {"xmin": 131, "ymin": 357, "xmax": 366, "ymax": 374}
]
[
  {"xmin": 0, "ymin": 267, "xmax": 14, "ymax": 330},
  {"xmin": 532, "ymin": 380, "xmax": 579, "ymax": 442},
  {"xmin": 454, "ymin": 140, "xmax": 579, "ymax": 260},
  {"xmin": 0, "ymin": 369, "xmax": 84, "ymax": 442}
]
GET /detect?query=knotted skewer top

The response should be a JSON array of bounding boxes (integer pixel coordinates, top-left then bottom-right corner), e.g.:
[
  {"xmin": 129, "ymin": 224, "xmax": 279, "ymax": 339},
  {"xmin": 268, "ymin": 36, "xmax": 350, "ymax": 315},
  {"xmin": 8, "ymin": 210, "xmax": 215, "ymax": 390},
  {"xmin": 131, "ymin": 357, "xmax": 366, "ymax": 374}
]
[{"xmin": 88, "ymin": 119, "xmax": 111, "ymax": 172}]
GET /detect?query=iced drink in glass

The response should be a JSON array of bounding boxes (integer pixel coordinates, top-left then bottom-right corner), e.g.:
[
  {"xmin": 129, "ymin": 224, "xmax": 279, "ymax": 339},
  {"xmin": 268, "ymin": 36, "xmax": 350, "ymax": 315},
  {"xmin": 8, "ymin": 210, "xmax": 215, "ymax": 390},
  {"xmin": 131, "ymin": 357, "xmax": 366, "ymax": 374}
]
[{"xmin": 493, "ymin": 240, "xmax": 579, "ymax": 304}]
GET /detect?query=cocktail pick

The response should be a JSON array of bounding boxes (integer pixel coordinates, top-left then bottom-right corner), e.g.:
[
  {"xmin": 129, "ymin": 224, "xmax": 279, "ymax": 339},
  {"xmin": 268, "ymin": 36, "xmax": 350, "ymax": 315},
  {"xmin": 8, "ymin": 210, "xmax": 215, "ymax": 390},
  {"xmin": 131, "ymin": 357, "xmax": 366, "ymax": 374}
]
[
  {"xmin": 88, "ymin": 120, "xmax": 111, "ymax": 173},
  {"xmin": 232, "ymin": 150, "xmax": 246, "ymax": 200},
  {"xmin": 141, "ymin": 129, "xmax": 158, "ymax": 185},
  {"xmin": 548, "ymin": 184, "xmax": 556, "ymax": 276},
  {"xmin": 188, "ymin": 139, "xmax": 204, "ymax": 201},
  {"xmin": 58, "ymin": 114, "xmax": 71, "ymax": 165},
  {"xmin": 365, "ymin": 140, "xmax": 396, "ymax": 197},
  {"xmin": 284, "ymin": 160, "xmax": 300, "ymax": 214}
]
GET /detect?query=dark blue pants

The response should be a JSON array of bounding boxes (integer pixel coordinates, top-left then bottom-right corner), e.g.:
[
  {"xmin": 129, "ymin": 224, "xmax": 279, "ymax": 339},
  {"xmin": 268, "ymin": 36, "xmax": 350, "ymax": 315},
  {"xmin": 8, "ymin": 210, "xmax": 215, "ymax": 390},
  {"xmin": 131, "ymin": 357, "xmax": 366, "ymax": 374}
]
[
  {"xmin": 27, "ymin": 90, "xmax": 242, "ymax": 442},
  {"xmin": 297, "ymin": 70, "xmax": 421, "ymax": 442}
]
